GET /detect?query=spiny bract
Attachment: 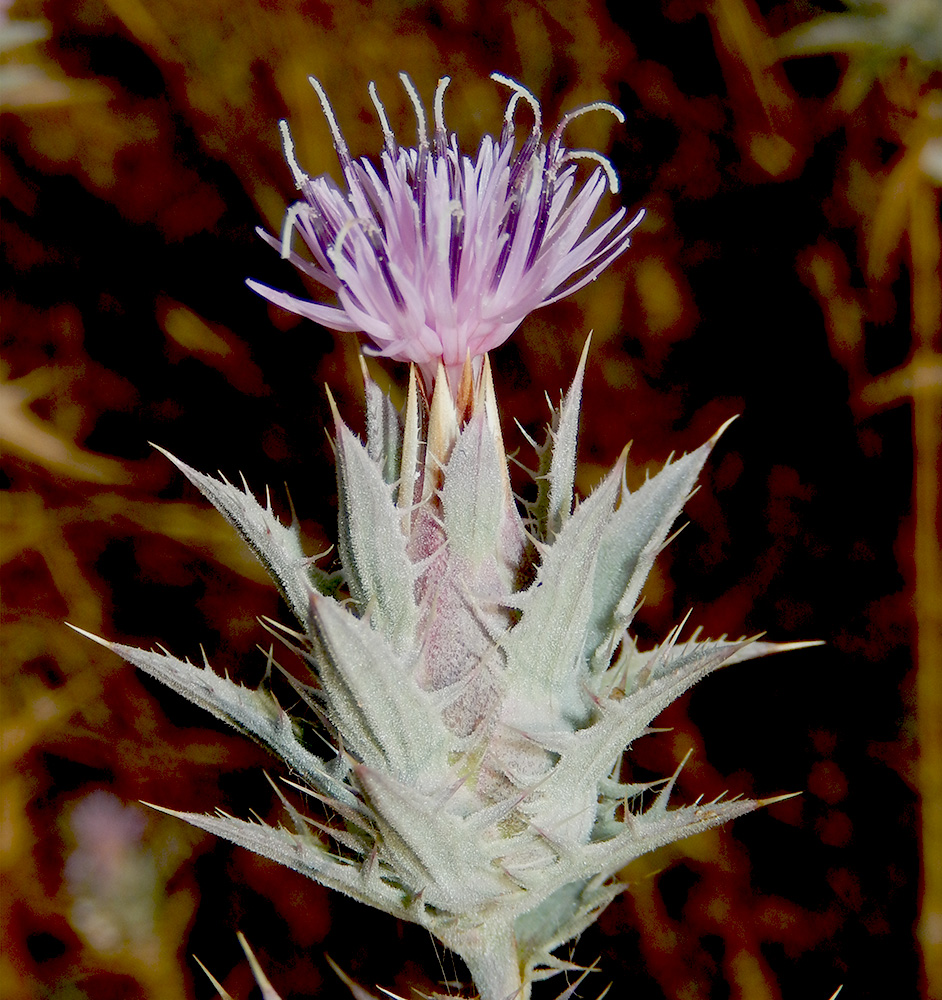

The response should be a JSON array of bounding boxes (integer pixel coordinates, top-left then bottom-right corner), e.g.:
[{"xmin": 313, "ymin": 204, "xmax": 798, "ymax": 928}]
[{"xmin": 73, "ymin": 345, "xmax": 807, "ymax": 1000}]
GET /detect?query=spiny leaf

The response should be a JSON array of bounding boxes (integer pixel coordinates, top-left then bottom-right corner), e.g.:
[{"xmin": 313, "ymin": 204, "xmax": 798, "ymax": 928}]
[
  {"xmin": 306, "ymin": 593, "xmax": 453, "ymax": 785},
  {"xmin": 442, "ymin": 414, "xmax": 507, "ymax": 568},
  {"xmin": 330, "ymin": 399, "xmax": 417, "ymax": 649},
  {"xmin": 152, "ymin": 445, "xmax": 335, "ymax": 622},
  {"xmin": 503, "ymin": 448, "xmax": 627, "ymax": 727},
  {"xmin": 619, "ymin": 633, "xmax": 825, "ymax": 697},
  {"xmin": 356, "ymin": 765, "xmax": 513, "ymax": 912},
  {"xmin": 574, "ymin": 793, "xmax": 758, "ymax": 880},
  {"xmin": 515, "ymin": 877, "xmax": 623, "ymax": 976},
  {"xmin": 361, "ymin": 358, "xmax": 402, "ymax": 486},
  {"xmin": 66, "ymin": 625, "xmax": 357, "ymax": 807},
  {"xmin": 145, "ymin": 802, "xmax": 413, "ymax": 920},
  {"xmin": 531, "ymin": 335, "xmax": 591, "ymax": 541},
  {"xmin": 585, "ymin": 425, "xmax": 731, "ymax": 672}
]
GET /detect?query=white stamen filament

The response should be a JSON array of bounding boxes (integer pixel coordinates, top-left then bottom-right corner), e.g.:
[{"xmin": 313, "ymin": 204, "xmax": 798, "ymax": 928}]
[
  {"xmin": 368, "ymin": 81, "xmax": 397, "ymax": 155},
  {"xmin": 433, "ymin": 76, "xmax": 451, "ymax": 141},
  {"xmin": 399, "ymin": 72, "xmax": 429, "ymax": 149},
  {"xmin": 491, "ymin": 72, "xmax": 542, "ymax": 136},
  {"xmin": 326, "ymin": 217, "xmax": 385, "ymax": 283},
  {"xmin": 309, "ymin": 76, "xmax": 352, "ymax": 162},
  {"xmin": 561, "ymin": 149, "xmax": 621, "ymax": 193},
  {"xmin": 557, "ymin": 100, "xmax": 626, "ymax": 132},
  {"xmin": 279, "ymin": 202, "xmax": 306, "ymax": 259},
  {"xmin": 278, "ymin": 119, "xmax": 308, "ymax": 189}
]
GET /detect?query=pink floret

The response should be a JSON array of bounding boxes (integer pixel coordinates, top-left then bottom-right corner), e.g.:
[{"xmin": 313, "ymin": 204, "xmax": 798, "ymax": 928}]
[{"xmin": 248, "ymin": 72, "xmax": 644, "ymax": 387}]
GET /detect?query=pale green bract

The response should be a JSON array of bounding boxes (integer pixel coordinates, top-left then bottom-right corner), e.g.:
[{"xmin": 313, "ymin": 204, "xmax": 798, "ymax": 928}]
[{"xmin": 72, "ymin": 343, "xmax": 810, "ymax": 1000}]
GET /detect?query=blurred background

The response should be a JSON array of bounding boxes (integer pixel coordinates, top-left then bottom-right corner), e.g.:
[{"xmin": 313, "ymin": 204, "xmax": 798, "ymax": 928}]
[{"xmin": 2, "ymin": 1, "xmax": 940, "ymax": 998}]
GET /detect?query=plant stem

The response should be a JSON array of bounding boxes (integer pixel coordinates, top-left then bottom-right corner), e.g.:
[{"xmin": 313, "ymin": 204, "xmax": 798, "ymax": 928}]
[
  {"xmin": 910, "ymin": 174, "xmax": 942, "ymax": 1000},
  {"xmin": 459, "ymin": 930, "xmax": 526, "ymax": 1000}
]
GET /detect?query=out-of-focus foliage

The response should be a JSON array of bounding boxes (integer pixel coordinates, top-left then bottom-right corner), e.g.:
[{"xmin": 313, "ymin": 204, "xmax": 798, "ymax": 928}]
[
  {"xmin": 780, "ymin": 2, "xmax": 942, "ymax": 996},
  {"xmin": 780, "ymin": 0, "xmax": 942, "ymax": 109},
  {"xmin": 1, "ymin": 1, "xmax": 933, "ymax": 999}
]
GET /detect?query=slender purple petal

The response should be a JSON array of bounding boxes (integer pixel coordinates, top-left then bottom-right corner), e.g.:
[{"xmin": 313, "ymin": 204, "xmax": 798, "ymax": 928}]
[{"xmin": 250, "ymin": 73, "xmax": 643, "ymax": 385}]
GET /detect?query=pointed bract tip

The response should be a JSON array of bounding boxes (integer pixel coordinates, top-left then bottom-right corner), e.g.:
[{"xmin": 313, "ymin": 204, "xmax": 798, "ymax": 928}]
[
  {"xmin": 734, "ymin": 637, "xmax": 826, "ymax": 662},
  {"xmin": 577, "ymin": 330, "xmax": 593, "ymax": 371},
  {"xmin": 325, "ymin": 955, "xmax": 377, "ymax": 1000},
  {"xmin": 324, "ymin": 383, "xmax": 342, "ymax": 428},
  {"xmin": 235, "ymin": 932, "xmax": 280, "ymax": 998},
  {"xmin": 193, "ymin": 955, "xmax": 234, "ymax": 1000},
  {"xmin": 406, "ymin": 364, "xmax": 419, "ymax": 409},
  {"xmin": 613, "ymin": 442, "xmax": 631, "ymax": 477},
  {"xmin": 709, "ymin": 414, "xmax": 740, "ymax": 446},
  {"xmin": 148, "ymin": 442, "xmax": 191, "ymax": 475},
  {"xmin": 756, "ymin": 790, "xmax": 802, "ymax": 808},
  {"xmin": 397, "ymin": 367, "xmax": 421, "ymax": 512},
  {"xmin": 64, "ymin": 622, "xmax": 112, "ymax": 650},
  {"xmin": 455, "ymin": 350, "xmax": 474, "ymax": 423},
  {"xmin": 475, "ymin": 354, "xmax": 500, "ymax": 431},
  {"xmin": 357, "ymin": 353, "xmax": 372, "ymax": 386},
  {"xmin": 553, "ymin": 964, "xmax": 597, "ymax": 1000},
  {"xmin": 376, "ymin": 988, "xmax": 409, "ymax": 1000},
  {"xmin": 426, "ymin": 361, "xmax": 459, "ymax": 474},
  {"xmin": 652, "ymin": 748, "xmax": 694, "ymax": 812},
  {"xmin": 139, "ymin": 800, "xmax": 178, "ymax": 817}
]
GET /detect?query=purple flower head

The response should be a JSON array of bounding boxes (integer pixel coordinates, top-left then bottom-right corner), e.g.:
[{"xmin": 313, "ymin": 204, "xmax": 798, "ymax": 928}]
[{"xmin": 248, "ymin": 73, "xmax": 644, "ymax": 387}]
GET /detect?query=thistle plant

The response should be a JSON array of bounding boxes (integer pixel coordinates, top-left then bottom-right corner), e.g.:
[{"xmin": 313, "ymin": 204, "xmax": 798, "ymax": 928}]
[{"xmin": 72, "ymin": 73, "xmax": 812, "ymax": 1000}]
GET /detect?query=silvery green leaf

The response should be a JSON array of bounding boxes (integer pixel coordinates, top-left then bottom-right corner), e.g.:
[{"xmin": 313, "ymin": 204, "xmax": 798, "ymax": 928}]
[
  {"xmin": 531, "ymin": 336, "xmax": 590, "ymax": 541},
  {"xmin": 145, "ymin": 802, "xmax": 412, "ymax": 920},
  {"xmin": 517, "ymin": 634, "xmax": 755, "ymax": 848},
  {"xmin": 355, "ymin": 765, "xmax": 511, "ymax": 912},
  {"xmin": 502, "ymin": 451, "xmax": 626, "ymax": 726},
  {"xmin": 577, "ymin": 793, "xmax": 758, "ymax": 879},
  {"xmin": 515, "ymin": 699, "xmax": 666, "ymax": 847},
  {"xmin": 306, "ymin": 593, "xmax": 452, "ymax": 784},
  {"xmin": 514, "ymin": 876, "xmax": 624, "ymax": 973},
  {"xmin": 619, "ymin": 632, "xmax": 823, "ymax": 697},
  {"xmin": 550, "ymin": 754, "xmax": 758, "ymax": 886},
  {"xmin": 363, "ymin": 364, "xmax": 402, "ymax": 485},
  {"xmin": 585, "ymin": 426, "xmax": 730, "ymax": 671},
  {"xmin": 442, "ymin": 414, "xmax": 506, "ymax": 567},
  {"xmin": 593, "ymin": 779, "xmax": 660, "ymax": 841},
  {"xmin": 152, "ymin": 446, "xmax": 334, "ymax": 622},
  {"xmin": 610, "ymin": 634, "xmax": 752, "ymax": 741},
  {"xmin": 332, "ymin": 412, "xmax": 417, "ymax": 648},
  {"xmin": 66, "ymin": 625, "xmax": 357, "ymax": 808}
]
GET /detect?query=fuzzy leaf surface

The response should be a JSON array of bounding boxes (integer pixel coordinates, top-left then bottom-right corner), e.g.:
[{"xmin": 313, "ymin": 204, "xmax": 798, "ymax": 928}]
[
  {"xmin": 153, "ymin": 446, "xmax": 332, "ymax": 622},
  {"xmin": 71, "ymin": 629, "xmax": 357, "ymax": 807},
  {"xmin": 531, "ymin": 339, "xmax": 589, "ymax": 541},
  {"xmin": 333, "ymin": 418, "xmax": 417, "ymax": 647},
  {"xmin": 306, "ymin": 593, "xmax": 453, "ymax": 785},
  {"xmin": 364, "ymin": 372, "xmax": 402, "ymax": 486},
  {"xmin": 442, "ymin": 414, "xmax": 507, "ymax": 568},
  {"xmin": 585, "ymin": 438, "xmax": 715, "ymax": 670},
  {"xmin": 147, "ymin": 804, "xmax": 413, "ymax": 920},
  {"xmin": 503, "ymin": 454, "xmax": 625, "ymax": 726},
  {"xmin": 356, "ymin": 766, "xmax": 512, "ymax": 912}
]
